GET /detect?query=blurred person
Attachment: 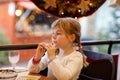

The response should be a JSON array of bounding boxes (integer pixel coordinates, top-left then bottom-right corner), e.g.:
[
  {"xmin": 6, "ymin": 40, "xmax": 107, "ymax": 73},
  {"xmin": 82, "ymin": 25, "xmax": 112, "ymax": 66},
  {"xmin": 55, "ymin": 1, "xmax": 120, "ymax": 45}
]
[{"xmin": 27, "ymin": 17, "xmax": 88, "ymax": 80}]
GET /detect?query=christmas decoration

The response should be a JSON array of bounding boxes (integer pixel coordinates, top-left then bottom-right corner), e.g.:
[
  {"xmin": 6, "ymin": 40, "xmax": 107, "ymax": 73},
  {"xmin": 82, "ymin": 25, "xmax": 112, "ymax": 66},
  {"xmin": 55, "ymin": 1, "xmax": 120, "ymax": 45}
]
[{"xmin": 31, "ymin": 0, "xmax": 106, "ymax": 18}]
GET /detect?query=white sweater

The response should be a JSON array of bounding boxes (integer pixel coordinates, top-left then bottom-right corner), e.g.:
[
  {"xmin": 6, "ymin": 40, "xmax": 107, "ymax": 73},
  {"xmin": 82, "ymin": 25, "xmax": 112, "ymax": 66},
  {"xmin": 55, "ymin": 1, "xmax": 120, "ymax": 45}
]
[{"xmin": 28, "ymin": 50, "xmax": 83, "ymax": 80}]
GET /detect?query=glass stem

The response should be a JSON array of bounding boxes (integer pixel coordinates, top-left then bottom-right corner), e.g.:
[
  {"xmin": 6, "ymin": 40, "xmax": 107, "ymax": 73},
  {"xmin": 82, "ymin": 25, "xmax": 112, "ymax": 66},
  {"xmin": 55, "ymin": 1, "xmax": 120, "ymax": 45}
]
[{"xmin": 12, "ymin": 64, "xmax": 16, "ymax": 71}]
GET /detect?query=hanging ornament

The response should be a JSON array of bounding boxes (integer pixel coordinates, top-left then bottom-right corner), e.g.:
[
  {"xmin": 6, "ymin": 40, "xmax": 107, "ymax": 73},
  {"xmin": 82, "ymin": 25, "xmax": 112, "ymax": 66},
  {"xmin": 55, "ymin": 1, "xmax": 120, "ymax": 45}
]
[
  {"xmin": 44, "ymin": 0, "xmax": 56, "ymax": 9},
  {"xmin": 77, "ymin": 0, "xmax": 90, "ymax": 14},
  {"xmin": 31, "ymin": 0, "xmax": 106, "ymax": 18}
]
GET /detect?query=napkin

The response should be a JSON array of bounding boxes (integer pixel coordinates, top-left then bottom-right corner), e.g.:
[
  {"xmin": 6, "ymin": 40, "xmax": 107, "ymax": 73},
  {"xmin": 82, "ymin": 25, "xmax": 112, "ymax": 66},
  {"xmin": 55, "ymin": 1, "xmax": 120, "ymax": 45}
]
[{"xmin": 16, "ymin": 75, "xmax": 41, "ymax": 80}]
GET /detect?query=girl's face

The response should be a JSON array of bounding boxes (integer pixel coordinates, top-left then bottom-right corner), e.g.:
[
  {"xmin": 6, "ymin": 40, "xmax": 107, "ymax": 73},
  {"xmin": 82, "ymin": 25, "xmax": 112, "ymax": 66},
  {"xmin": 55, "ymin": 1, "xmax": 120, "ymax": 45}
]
[{"xmin": 52, "ymin": 27, "xmax": 73, "ymax": 49}]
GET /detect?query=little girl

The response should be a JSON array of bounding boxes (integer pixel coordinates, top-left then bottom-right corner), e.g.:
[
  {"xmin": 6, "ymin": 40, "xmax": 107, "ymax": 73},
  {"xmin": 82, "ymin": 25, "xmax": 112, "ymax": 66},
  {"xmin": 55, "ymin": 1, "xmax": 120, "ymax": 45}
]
[{"xmin": 28, "ymin": 17, "xmax": 88, "ymax": 80}]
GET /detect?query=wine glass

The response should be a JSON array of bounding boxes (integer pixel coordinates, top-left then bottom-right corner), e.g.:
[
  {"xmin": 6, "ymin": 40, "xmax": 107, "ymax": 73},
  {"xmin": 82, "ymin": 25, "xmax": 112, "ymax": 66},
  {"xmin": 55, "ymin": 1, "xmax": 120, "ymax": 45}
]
[{"xmin": 8, "ymin": 50, "xmax": 20, "ymax": 71}]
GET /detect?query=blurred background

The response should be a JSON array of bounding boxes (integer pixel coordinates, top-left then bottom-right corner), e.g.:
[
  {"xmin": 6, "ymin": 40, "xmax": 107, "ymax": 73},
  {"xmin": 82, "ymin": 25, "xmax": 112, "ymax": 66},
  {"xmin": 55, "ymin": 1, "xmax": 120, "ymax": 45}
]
[{"xmin": 0, "ymin": 0, "xmax": 120, "ymax": 67}]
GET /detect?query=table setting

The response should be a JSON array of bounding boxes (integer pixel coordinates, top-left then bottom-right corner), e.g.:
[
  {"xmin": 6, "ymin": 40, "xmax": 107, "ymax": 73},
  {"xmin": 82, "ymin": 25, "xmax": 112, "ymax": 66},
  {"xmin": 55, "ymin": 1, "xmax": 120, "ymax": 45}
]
[{"xmin": 0, "ymin": 50, "xmax": 51, "ymax": 80}]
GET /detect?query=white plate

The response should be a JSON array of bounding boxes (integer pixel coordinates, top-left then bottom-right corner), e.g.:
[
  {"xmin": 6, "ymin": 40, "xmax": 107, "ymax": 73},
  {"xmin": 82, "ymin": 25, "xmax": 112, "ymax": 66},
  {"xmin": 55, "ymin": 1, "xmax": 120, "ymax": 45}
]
[{"xmin": 0, "ymin": 66, "xmax": 28, "ymax": 73}]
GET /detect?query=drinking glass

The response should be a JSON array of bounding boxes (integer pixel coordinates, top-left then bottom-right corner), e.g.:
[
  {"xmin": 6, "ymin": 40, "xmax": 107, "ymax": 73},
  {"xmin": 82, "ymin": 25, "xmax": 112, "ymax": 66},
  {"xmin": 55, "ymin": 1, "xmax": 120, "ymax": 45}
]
[{"xmin": 8, "ymin": 50, "xmax": 20, "ymax": 70}]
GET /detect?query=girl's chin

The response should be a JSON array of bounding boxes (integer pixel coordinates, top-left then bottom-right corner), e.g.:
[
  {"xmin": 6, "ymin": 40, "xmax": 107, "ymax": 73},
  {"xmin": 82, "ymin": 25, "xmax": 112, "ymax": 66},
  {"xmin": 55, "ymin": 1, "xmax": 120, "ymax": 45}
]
[{"xmin": 54, "ymin": 45, "xmax": 57, "ymax": 47}]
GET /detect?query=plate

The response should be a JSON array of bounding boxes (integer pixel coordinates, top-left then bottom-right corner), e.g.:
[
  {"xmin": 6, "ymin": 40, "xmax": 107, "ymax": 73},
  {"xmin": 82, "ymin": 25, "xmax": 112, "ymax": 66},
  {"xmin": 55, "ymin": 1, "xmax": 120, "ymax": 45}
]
[
  {"xmin": 0, "ymin": 69, "xmax": 17, "ymax": 80},
  {"xmin": 1, "ymin": 66, "xmax": 28, "ymax": 73}
]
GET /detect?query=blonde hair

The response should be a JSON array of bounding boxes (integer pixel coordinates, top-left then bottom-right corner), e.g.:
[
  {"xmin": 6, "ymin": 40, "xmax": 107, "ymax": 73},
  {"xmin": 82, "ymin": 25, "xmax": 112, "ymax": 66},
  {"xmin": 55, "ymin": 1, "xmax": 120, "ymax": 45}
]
[{"xmin": 51, "ymin": 17, "xmax": 88, "ymax": 67}]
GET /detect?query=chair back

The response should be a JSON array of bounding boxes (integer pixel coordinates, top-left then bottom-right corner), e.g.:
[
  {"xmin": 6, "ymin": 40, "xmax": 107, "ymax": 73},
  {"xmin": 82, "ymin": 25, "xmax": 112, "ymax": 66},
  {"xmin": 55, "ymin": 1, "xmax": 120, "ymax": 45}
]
[{"xmin": 79, "ymin": 50, "xmax": 115, "ymax": 80}]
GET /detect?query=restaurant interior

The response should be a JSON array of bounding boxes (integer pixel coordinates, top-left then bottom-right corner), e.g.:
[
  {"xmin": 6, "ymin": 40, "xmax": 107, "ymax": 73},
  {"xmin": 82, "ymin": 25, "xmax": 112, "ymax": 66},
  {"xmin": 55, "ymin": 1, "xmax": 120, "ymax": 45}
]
[{"xmin": 0, "ymin": 0, "xmax": 120, "ymax": 80}]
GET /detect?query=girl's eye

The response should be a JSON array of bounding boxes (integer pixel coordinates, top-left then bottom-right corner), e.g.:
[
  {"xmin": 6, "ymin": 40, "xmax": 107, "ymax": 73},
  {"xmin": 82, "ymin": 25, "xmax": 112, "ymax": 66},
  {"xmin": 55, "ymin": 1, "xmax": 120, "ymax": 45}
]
[
  {"xmin": 52, "ymin": 32, "xmax": 61, "ymax": 36},
  {"xmin": 56, "ymin": 32, "xmax": 61, "ymax": 35}
]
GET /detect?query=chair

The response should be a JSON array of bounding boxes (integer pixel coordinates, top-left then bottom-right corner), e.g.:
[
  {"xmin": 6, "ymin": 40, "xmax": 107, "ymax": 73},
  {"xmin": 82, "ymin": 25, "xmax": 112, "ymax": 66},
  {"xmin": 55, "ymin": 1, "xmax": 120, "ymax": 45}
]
[
  {"xmin": 39, "ymin": 67, "xmax": 48, "ymax": 76},
  {"xmin": 79, "ymin": 50, "xmax": 115, "ymax": 80},
  {"xmin": 79, "ymin": 74, "xmax": 103, "ymax": 80}
]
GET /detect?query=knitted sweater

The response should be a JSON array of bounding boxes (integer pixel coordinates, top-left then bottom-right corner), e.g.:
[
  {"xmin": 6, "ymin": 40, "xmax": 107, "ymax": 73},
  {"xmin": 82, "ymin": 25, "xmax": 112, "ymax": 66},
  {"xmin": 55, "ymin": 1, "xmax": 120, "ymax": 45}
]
[{"xmin": 28, "ymin": 50, "xmax": 83, "ymax": 80}]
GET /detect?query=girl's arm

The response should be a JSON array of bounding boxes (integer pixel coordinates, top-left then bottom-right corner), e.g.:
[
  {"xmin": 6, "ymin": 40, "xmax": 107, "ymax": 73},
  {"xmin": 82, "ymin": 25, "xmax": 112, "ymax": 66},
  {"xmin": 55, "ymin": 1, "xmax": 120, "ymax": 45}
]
[
  {"xmin": 27, "ymin": 43, "xmax": 48, "ymax": 73},
  {"xmin": 28, "ymin": 52, "xmax": 49, "ymax": 73}
]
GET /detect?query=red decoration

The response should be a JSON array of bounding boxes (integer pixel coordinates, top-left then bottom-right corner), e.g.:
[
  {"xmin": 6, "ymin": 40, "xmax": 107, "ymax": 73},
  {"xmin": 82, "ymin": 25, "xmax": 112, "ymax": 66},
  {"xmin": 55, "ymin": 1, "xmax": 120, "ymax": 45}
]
[{"xmin": 31, "ymin": 0, "xmax": 106, "ymax": 18}]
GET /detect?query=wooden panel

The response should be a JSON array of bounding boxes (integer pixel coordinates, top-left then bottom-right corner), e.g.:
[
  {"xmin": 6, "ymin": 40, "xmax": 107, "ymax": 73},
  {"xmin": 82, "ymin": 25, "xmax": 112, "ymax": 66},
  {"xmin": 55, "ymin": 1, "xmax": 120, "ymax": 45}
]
[{"xmin": 112, "ymin": 54, "xmax": 120, "ymax": 80}]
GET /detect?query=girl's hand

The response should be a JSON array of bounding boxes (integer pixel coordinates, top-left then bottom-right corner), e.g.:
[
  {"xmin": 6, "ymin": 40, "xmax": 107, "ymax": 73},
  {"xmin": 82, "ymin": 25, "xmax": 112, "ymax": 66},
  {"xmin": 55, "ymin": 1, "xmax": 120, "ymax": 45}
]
[
  {"xmin": 34, "ymin": 43, "xmax": 46, "ymax": 61},
  {"xmin": 45, "ymin": 43, "xmax": 56, "ymax": 60}
]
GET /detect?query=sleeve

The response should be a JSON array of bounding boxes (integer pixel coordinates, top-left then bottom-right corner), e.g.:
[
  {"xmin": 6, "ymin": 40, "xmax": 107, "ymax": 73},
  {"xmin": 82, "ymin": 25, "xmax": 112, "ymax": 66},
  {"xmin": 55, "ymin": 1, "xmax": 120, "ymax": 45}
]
[
  {"xmin": 48, "ymin": 52, "xmax": 83, "ymax": 80},
  {"xmin": 27, "ymin": 52, "xmax": 49, "ymax": 73}
]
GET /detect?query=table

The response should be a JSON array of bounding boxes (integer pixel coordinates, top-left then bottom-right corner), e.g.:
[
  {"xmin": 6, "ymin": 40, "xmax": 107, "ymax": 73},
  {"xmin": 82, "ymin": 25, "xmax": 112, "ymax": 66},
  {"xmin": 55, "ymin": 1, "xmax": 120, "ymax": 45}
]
[
  {"xmin": 17, "ymin": 71, "xmax": 52, "ymax": 80},
  {"xmin": 0, "ymin": 66, "xmax": 52, "ymax": 80}
]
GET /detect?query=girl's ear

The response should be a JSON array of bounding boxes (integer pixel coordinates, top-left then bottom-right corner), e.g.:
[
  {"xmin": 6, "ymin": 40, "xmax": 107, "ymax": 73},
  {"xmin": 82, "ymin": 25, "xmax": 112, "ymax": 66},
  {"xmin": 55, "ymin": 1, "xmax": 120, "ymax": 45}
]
[{"xmin": 69, "ymin": 34, "xmax": 76, "ymax": 42}]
